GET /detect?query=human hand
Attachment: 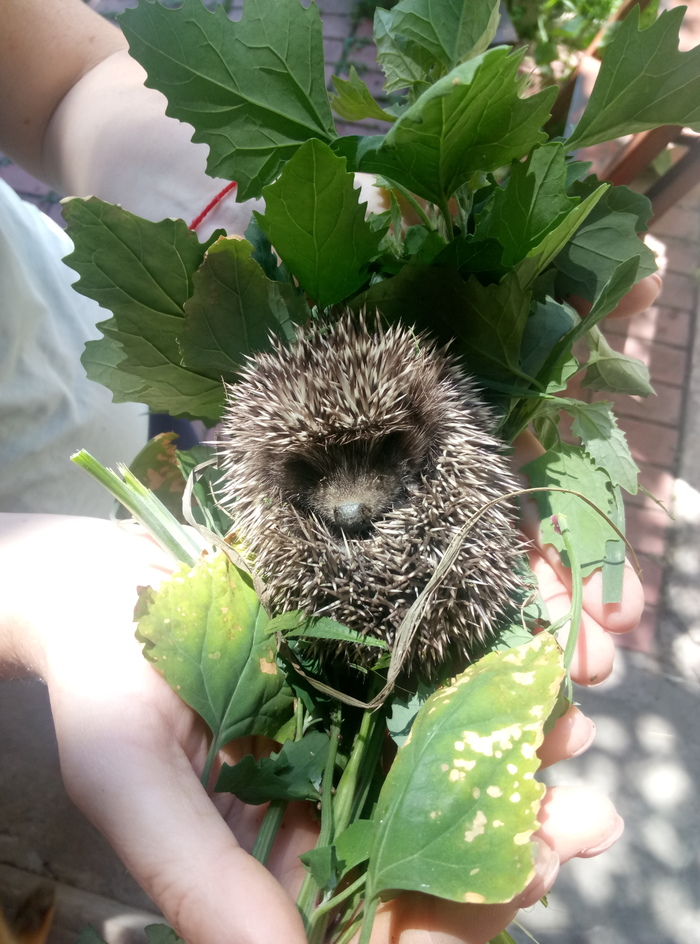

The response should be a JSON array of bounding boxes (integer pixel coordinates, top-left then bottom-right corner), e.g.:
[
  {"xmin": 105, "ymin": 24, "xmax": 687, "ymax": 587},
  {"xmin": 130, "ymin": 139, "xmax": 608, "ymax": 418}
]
[{"xmin": 35, "ymin": 524, "xmax": 640, "ymax": 944}]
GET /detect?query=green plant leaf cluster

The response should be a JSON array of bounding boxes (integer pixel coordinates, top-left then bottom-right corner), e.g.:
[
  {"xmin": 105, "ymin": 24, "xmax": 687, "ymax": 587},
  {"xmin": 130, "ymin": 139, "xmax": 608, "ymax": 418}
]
[{"xmin": 63, "ymin": 198, "xmax": 309, "ymax": 425}]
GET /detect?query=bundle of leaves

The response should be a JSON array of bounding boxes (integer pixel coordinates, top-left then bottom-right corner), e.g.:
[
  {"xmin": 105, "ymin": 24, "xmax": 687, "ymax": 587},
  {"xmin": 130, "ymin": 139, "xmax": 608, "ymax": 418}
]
[{"xmin": 65, "ymin": 0, "xmax": 700, "ymax": 941}]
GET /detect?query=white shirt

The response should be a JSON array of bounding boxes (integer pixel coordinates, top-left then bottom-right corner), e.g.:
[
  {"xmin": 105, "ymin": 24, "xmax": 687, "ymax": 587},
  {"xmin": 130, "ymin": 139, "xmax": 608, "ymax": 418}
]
[{"xmin": 0, "ymin": 180, "xmax": 147, "ymax": 515}]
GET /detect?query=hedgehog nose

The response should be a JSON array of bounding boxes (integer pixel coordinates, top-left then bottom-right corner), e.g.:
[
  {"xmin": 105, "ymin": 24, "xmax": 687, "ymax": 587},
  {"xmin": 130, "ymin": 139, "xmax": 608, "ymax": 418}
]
[{"xmin": 334, "ymin": 502, "xmax": 373, "ymax": 532}]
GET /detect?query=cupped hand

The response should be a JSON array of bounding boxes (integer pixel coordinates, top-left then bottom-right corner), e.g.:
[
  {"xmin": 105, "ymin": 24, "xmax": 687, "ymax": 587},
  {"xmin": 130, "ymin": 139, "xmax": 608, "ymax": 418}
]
[{"xmin": 18, "ymin": 512, "xmax": 638, "ymax": 944}]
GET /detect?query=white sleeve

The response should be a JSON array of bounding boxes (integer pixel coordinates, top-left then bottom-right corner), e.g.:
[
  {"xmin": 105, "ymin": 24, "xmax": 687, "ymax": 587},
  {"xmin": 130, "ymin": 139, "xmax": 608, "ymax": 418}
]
[{"xmin": 0, "ymin": 180, "xmax": 148, "ymax": 516}]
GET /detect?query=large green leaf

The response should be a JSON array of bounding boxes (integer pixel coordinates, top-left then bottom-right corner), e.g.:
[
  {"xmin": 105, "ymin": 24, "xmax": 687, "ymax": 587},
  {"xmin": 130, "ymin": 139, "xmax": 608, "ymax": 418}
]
[
  {"xmin": 374, "ymin": 0, "xmax": 502, "ymax": 92},
  {"xmin": 476, "ymin": 144, "xmax": 579, "ymax": 267},
  {"xmin": 255, "ymin": 139, "xmax": 386, "ymax": 308},
  {"xmin": 63, "ymin": 196, "xmax": 225, "ymax": 424},
  {"xmin": 365, "ymin": 633, "xmax": 565, "ymax": 905},
  {"xmin": 362, "ymin": 266, "xmax": 531, "ymax": 384},
  {"xmin": 564, "ymin": 399, "xmax": 639, "ymax": 495},
  {"xmin": 521, "ymin": 443, "xmax": 620, "ymax": 575},
  {"xmin": 566, "ymin": 6, "xmax": 700, "ymax": 151},
  {"xmin": 181, "ymin": 236, "xmax": 305, "ymax": 380},
  {"xmin": 356, "ymin": 48, "xmax": 557, "ymax": 208},
  {"xmin": 120, "ymin": 0, "xmax": 336, "ymax": 199},
  {"xmin": 136, "ymin": 553, "xmax": 293, "ymax": 749},
  {"xmin": 553, "ymin": 182, "xmax": 657, "ymax": 302}
]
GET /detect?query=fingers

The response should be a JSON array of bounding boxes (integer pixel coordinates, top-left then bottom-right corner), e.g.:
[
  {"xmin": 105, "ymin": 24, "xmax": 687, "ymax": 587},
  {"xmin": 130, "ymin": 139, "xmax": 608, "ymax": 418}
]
[
  {"xmin": 52, "ymin": 675, "xmax": 309, "ymax": 944},
  {"xmin": 529, "ymin": 547, "xmax": 616, "ymax": 685},
  {"xmin": 537, "ymin": 704, "xmax": 595, "ymax": 769},
  {"xmin": 536, "ymin": 785, "xmax": 624, "ymax": 863}
]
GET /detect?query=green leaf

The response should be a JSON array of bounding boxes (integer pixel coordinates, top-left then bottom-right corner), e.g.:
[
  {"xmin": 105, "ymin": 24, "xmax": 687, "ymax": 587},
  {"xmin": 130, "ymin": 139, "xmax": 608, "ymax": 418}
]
[
  {"xmin": 120, "ymin": 0, "xmax": 336, "ymax": 199},
  {"xmin": 513, "ymin": 181, "xmax": 608, "ymax": 291},
  {"xmin": 215, "ymin": 730, "xmax": 329, "ymax": 803},
  {"xmin": 128, "ymin": 432, "xmax": 186, "ymax": 522},
  {"xmin": 362, "ymin": 267, "xmax": 531, "ymax": 384},
  {"xmin": 255, "ymin": 139, "xmax": 385, "ymax": 307},
  {"xmin": 532, "ymin": 403, "xmax": 562, "ymax": 451},
  {"xmin": 565, "ymin": 6, "xmax": 700, "ymax": 151},
  {"xmin": 553, "ymin": 182, "xmax": 657, "ymax": 302},
  {"xmin": 176, "ymin": 445, "xmax": 233, "ymax": 537},
  {"xmin": 521, "ymin": 443, "xmax": 620, "ymax": 575},
  {"xmin": 476, "ymin": 144, "xmax": 580, "ymax": 267},
  {"xmin": 357, "ymin": 48, "xmax": 557, "ymax": 207},
  {"xmin": 299, "ymin": 844, "xmax": 339, "ymax": 891},
  {"xmin": 136, "ymin": 553, "xmax": 293, "ymax": 749},
  {"xmin": 80, "ymin": 334, "xmax": 150, "ymax": 405},
  {"xmin": 269, "ymin": 614, "xmax": 390, "ymax": 650},
  {"xmin": 387, "ymin": 682, "xmax": 433, "ymax": 748},
  {"xmin": 564, "ymin": 399, "xmax": 640, "ymax": 494},
  {"xmin": 520, "ymin": 297, "xmax": 578, "ymax": 379},
  {"xmin": 335, "ymin": 819, "xmax": 375, "ymax": 874},
  {"xmin": 181, "ymin": 236, "xmax": 305, "ymax": 380},
  {"xmin": 63, "ymin": 196, "xmax": 224, "ymax": 424},
  {"xmin": 581, "ymin": 328, "xmax": 655, "ymax": 396},
  {"xmin": 365, "ymin": 633, "xmax": 565, "ymax": 905},
  {"xmin": 330, "ymin": 67, "xmax": 396, "ymax": 123},
  {"xmin": 373, "ymin": 7, "xmax": 430, "ymax": 95},
  {"xmin": 374, "ymin": 0, "xmax": 502, "ymax": 91},
  {"xmin": 145, "ymin": 926, "xmax": 184, "ymax": 944}
]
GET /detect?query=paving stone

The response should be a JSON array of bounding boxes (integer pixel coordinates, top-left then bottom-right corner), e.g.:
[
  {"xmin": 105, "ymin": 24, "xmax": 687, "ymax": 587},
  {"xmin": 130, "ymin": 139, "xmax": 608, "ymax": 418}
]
[
  {"xmin": 603, "ymin": 305, "xmax": 692, "ymax": 350},
  {"xmin": 602, "ymin": 382, "xmax": 684, "ymax": 430},
  {"xmin": 617, "ymin": 416, "xmax": 679, "ymax": 469}
]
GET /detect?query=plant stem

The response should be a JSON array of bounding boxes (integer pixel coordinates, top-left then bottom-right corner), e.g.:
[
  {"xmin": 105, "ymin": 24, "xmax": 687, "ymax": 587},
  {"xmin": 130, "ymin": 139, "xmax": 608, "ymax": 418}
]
[
  {"xmin": 358, "ymin": 895, "xmax": 379, "ymax": 944},
  {"xmin": 200, "ymin": 738, "xmax": 220, "ymax": 791},
  {"xmin": 332, "ymin": 707, "xmax": 376, "ymax": 836},
  {"xmin": 556, "ymin": 514, "xmax": 584, "ymax": 702},
  {"xmin": 312, "ymin": 872, "xmax": 367, "ymax": 920},
  {"xmin": 296, "ymin": 713, "xmax": 342, "ymax": 933},
  {"xmin": 71, "ymin": 450, "xmax": 204, "ymax": 566},
  {"xmin": 251, "ymin": 799, "xmax": 288, "ymax": 865}
]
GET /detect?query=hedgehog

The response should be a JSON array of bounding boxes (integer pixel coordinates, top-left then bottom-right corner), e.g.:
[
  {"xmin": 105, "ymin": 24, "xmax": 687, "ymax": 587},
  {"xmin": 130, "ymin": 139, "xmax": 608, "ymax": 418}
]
[{"xmin": 216, "ymin": 311, "xmax": 526, "ymax": 680}]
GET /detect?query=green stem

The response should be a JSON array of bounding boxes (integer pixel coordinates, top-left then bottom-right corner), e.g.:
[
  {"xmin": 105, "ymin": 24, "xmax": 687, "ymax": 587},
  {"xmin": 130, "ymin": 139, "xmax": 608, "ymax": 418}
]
[
  {"xmin": 332, "ymin": 708, "xmax": 376, "ymax": 837},
  {"xmin": 251, "ymin": 799, "xmax": 288, "ymax": 865},
  {"xmin": 296, "ymin": 714, "xmax": 342, "ymax": 933},
  {"xmin": 556, "ymin": 514, "xmax": 584, "ymax": 700},
  {"xmin": 383, "ymin": 180, "xmax": 436, "ymax": 231},
  {"xmin": 200, "ymin": 738, "xmax": 220, "ymax": 791},
  {"xmin": 333, "ymin": 912, "xmax": 365, "ymax": 944},
  {"xmin": 312, "ymin": 872, "xmax": 367, "ymax": 920},
  {"xmin": 71, "ymin": 450, "xmax": 203, "ymax": 566},
  {"xmin": 358, "ymin": 895, "xmax": 379, "ymax": 944}
]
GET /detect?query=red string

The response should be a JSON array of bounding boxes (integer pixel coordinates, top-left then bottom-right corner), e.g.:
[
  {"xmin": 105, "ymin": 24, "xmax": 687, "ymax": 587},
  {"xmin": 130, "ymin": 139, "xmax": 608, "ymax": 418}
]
[{"xmin": 188, "ymin": 181, "xmax": 237, "ymax": 231}]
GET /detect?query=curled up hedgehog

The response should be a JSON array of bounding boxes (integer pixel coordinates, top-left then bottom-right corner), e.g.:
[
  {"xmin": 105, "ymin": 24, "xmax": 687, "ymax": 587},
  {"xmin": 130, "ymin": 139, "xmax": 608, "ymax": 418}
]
[{"xmin": 217, "ymin": 311, "xmax": 527, "ymax": 681}]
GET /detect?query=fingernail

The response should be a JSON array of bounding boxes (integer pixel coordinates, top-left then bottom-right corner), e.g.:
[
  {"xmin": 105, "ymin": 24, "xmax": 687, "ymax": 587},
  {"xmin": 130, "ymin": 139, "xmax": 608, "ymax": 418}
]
[
  {"xmin": 571, "ymin": 719, "xmax": 596, "ymax": 757},
  {"xmin": 581, "ymin": 814, "xmax": 625, "ymax": 857}
]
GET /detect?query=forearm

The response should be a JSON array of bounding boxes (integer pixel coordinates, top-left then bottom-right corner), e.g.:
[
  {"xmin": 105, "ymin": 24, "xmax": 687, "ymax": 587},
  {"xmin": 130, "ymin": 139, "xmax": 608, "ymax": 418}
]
[
  {"xmin": 42, "ymin": 49, "xmax": 239, "ymax": 227},
  {"xmin": 0, "ymin": 0, "xmax": 256, "ymax": 232}
]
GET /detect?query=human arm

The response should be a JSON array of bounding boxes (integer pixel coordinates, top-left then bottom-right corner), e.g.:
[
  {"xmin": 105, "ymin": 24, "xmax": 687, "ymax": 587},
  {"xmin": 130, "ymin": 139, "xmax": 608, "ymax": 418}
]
[{"xmin": 0, "ymin": 0, "xmax": 254, "ymax": 232}]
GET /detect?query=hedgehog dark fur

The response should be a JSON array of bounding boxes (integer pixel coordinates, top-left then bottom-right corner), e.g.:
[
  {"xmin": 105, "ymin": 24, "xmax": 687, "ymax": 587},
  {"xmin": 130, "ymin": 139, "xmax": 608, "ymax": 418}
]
[{"xmin": 217, "ymin": 312, "xmax": 526, "ymax": 679}]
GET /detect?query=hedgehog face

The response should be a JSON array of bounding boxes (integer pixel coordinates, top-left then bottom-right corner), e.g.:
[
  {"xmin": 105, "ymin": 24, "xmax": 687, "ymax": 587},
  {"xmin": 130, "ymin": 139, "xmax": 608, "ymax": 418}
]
[
  {"xmin": 279, "ymin": 432, "xmax": 423, "ymax": 533},
  {"xmin": 217, "ymin": 312, "xmax": 525, "ymax": 679}
]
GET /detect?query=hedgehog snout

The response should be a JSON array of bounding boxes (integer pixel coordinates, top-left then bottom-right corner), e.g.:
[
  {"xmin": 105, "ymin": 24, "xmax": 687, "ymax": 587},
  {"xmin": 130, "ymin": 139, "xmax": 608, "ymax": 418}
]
[{"xmin": 312, "ymin": 470, "xmax": 405, "ymax": 534}]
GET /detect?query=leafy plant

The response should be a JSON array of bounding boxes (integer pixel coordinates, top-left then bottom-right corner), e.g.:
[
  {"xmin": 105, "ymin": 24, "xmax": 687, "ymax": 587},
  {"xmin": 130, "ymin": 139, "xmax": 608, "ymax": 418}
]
[{"xmin": 64, "ymin": 0, "xmax": 700, "ymax": 940}]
